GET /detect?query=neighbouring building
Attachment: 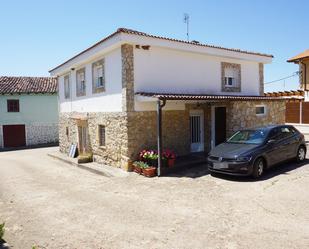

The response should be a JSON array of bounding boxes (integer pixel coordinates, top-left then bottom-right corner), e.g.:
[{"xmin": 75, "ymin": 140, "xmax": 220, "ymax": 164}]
[
  {"xmin": 0, "ymin": 76, "xmax": 58, "ymax": 148},
  {"xmin": 49, "ymin": 28, "xmax": 285, "ymax": 173},
  {"xmin": 287, "ymin": 49, "xmax": 309, "ymax": 101}
]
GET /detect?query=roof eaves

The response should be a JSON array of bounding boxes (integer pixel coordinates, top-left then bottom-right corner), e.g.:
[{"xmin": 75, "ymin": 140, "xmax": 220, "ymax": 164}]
[{"xmin": 49, "ymin": 28, "xmax": 274, "ymax": 74}]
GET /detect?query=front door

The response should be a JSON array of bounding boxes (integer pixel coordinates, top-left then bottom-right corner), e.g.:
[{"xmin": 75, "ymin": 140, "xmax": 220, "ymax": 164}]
[
  {"xmin": 3, "ymin": 124, "xmax": 26, "ymax": 147},
  {"xmin": 190, "ymin": 110, "xmax": 204, "ymax": 152},
  {"xmin": 77, "ymin": 125, "xmax": 87, "ymax": 155},
  {"xmin": 215, "ymin": 107, "xmax": 226, "ymax": 146}
]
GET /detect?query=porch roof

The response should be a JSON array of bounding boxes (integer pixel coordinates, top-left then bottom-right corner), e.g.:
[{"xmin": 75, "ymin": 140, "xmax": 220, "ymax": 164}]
[{"xmin": 136, "ymin": 92, "xmax": 285, "ymax": 101}]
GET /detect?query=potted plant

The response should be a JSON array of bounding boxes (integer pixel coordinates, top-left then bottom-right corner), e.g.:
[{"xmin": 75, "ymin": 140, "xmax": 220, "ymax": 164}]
[
  {"xmin": 132, "ymin": 161, "xmax": 148, "ymax": 174},
  {"xmin": 163, "ymin": 149, "xmax": 176, "ymax": 167},
  {"xmin": 142, "ymin": 164, "xmax": 157, "ymax": 177},
  {"xmin": 139, "ymin": 150, "xmax": 158, "ymax": 167}
]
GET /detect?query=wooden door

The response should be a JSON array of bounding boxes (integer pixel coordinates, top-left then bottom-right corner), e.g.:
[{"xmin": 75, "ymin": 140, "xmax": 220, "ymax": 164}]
[{"xmin": 3, "ymin": 125, "xmax": 26, "ymax": 147}]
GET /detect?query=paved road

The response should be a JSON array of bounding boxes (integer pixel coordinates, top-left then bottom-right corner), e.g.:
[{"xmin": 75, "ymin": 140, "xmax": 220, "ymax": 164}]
[{"xmin": 1, "ymin": 147, "xmax": 309, "ymax": 249}]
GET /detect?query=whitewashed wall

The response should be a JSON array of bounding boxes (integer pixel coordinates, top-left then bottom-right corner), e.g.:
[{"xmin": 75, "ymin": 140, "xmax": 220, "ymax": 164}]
[
  {"xmin": 58, "ymin": 48, "xmax": 122, "ymax": 113},
  {"xmin": 134, "ymin": 46, "xmax": 261, "ymax": 111}
]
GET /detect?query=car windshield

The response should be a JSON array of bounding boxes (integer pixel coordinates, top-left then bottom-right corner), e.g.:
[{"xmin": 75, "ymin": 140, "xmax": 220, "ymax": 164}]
[{"xmin": 227, "ymin": 129, "xmax": 268, "ymax": 144}]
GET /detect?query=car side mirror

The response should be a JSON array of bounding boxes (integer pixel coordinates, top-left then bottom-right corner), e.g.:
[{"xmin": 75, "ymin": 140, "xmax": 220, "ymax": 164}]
[{"xmin": 267, "ymin": 139, "xmax": 276, "ymax": 144}]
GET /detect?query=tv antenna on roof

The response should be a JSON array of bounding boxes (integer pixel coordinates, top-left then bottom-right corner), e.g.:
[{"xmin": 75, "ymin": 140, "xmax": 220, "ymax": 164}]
[{"xmin": 183, "ymin": 13, "xmax": 190, "ymax": 42}]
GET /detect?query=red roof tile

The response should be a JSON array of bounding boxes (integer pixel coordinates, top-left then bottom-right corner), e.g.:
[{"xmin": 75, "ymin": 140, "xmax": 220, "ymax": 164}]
[
  {"xmin": 0, "ymin": 76, "xmax": 57, "ymax": 94},
  {"xmin": 136, "ymin": 92, "xmax": 284, "ymax": 101},
  {"xmin": 50, "ymin": 28, "xmax": 273, "ymax": 73}
]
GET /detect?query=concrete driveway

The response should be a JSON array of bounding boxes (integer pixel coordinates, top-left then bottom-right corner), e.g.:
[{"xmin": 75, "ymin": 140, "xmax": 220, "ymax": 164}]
[{"xmin": 0, "ymin": 147, "xmax": 309, "ymax": 249}]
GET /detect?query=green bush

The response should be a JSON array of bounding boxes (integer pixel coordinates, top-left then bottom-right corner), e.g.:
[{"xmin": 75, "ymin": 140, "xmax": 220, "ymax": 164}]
[{"xmin": 0, "ymin": 222, "xmax": 5, "ymax": 241}]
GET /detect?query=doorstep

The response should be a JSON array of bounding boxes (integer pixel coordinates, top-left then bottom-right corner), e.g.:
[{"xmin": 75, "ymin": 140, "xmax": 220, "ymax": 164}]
[{"xmin": 47, "ymin": 151, "xmax": 129, "ymax": 178}]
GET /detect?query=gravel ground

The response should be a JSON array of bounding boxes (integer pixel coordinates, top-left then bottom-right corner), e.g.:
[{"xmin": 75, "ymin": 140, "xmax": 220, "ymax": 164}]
[{"xmin": 0, "ymin": 147, "xmax": 309, "ymax": 249}]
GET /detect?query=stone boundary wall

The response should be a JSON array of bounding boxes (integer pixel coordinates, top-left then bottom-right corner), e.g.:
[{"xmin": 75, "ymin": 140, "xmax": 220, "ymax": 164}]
[{"xmin": 26, "ymin": 123, "xmax": 59, "ymax": 146}]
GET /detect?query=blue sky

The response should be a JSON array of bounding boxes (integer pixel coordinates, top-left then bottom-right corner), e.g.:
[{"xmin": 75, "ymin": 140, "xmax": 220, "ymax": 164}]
[{"xmin": 0, "ymin": 0, "xmax": 308, "ymax": 92}]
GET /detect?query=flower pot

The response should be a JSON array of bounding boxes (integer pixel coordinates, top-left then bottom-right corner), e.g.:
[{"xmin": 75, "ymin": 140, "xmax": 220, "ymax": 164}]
[
  {"xmin": 133, "ymin": 165, "xmax": 143, "ymax": 174},
  {"xmin": 168, "ymin": 158, "xmax": 175, "ymax": 167},
  {"xmin": 142, "ymin": 167, "xmax": 157, "ymax": 177}
]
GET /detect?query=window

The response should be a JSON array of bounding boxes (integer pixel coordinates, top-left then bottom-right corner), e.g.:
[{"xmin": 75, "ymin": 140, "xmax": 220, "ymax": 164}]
[
  {"xmin": 92, "ymin": 59, "xmax": 105, "ymax": 93},
  {"xmin": 98, "ymin": 125, "xmax": 106, "ymax": 146},
  {"xmin": 65, "ymin": 127, "xmax": 69, "ymax": 137},
  {"xmin": 76, "ymin": 68, "xmax": 86, "ymax": 97},
  {"xmin": 256, "ymin": 105, "xmax": 266, "ymax": 115},
  {"xmin": 64, "ymin": 74, "xmax": 70, "ymax": 99},
  {"xmin": 7, "ymin": 99, "xmax": 19, "ymax": 112},
  {"xmin": 225, "ymin": 77, "xmax": 235, "ymax": 87},
  {"xmin": 221, "ymin": 62, "xmax": 241, "ymax": 92}
]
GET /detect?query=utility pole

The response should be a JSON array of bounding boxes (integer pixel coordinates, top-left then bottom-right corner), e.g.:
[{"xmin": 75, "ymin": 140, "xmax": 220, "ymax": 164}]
[{"xmin": 183, "ymin": 13, "xmax": 190, "ymax": 42}]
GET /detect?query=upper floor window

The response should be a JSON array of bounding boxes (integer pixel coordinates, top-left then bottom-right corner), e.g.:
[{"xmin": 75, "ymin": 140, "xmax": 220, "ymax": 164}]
[
  {"xmin": 92, "ymin": 59, "xmax": 105, "ymax": 93},
  {"xmin": 7, "ymin": 99, "xmax": 19, "ymax": 112},
  {"xmin": 221, "ymin": 62, "xmax": 241, "ymax": 92},
  {"xmin": 76, "ymin": 68, "xmax": 86, "ymax": 97},
  {"xmin": 64, "ymin": 74, "xmax": 70, "ymax": 99}
]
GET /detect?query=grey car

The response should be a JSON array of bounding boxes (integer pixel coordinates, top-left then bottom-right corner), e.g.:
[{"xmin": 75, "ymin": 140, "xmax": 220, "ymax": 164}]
[{"xmin": 207, "ymin": 125, "xmax": 307, "ymax": 178}]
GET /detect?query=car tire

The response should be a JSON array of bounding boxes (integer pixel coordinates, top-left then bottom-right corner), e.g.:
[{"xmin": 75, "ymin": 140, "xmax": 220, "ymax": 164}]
[
  {"xmin": 252, "ymin": 158, "xmax": 265, "ymax": 179},
  {"xmin": 296, "ymin": 146, "xmax": 306, "ymax": 163}
]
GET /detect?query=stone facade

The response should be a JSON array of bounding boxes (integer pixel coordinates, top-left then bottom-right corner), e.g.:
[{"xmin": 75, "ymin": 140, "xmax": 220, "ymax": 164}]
[
  {"xmin": 221, "ymin": 62, "xmax": 241, "ymax": 92},
  {"xmin": 59, "ymin": 99, "xmax": 285, "ymax": 171},
  {"xmin": 259, "ymin": 63, "xmax": 264, "ymax": 95},
  {"xmin": 26, "ymin": 123, "xmax": 59, "ymax": 146},
  {"xmin": 59, "ymin": 112, "xmax": 129, "ymax": 169},
  {"xmin": 226, "ymin": 100, "xmax": 286, "ymax": 137},
  {"xmin": 121, "ymin": 44, "xmax": 134, "ymax": 112}
]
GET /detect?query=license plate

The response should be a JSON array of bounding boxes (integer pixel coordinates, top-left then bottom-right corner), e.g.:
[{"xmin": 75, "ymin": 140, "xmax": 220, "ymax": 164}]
[{"xmin": 213, "ymin": 162, "xmax": 228, "ymax": 169}]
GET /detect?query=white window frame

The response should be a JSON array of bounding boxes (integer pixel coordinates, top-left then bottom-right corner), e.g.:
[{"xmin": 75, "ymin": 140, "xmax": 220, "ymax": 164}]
[
  {"xmin": 224, "ymin": 76, "xmax": 235, "ymax": 87},
  {"xmin": 64, "ymin": 74, "xmax": 70, "ymax": 99},
  {"xmin": 255, "ymin": 105, "xmax": 266, "ymax": 116},
  {"xmin": 92, "ymin": 59, "xmax": 105, "ymax": 93},
  {"xmin": 76, "ymin": 68, "xmax": 86, "ymax": 97},
  {"xmin": 95, "ymin": 64, "xmax": 104, "ymax": 88}
]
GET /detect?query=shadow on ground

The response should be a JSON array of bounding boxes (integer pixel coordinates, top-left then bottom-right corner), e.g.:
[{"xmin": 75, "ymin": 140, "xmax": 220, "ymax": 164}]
[
  {"xmin": 164, "ymin": 159, "xmax": 309, "ymax": 181},
  {"xmin": 164, "ymin": 163, "xmax": 209, "ymax": 178},
  {"xmin": 210, "ymin": 159, "xmax": 309, "ymax": 182}
]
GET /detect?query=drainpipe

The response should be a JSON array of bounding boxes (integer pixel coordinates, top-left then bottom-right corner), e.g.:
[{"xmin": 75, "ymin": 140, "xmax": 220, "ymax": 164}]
[{"xmin": 157, "ymin": 98, "xmax": 166, "ymax": 176}]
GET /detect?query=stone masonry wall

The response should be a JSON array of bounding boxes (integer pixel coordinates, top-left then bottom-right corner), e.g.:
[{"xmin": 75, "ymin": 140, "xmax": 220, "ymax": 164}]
[
  {"xmin": 26, "ymin": 123, "xmax": 59, "ymax": 146},
  {"xmin": 121, "ymin": 44, "xmax": 134, "ymax": 112},
  {"xmin": 127, "ymin": 110, "xmax": 189, "ymax": 161},
  {"xmin": 259, "ymin": 63, "xmax": 264, "ymax": 95},
  {"xmin": 226, "ymin": 100, "xmax": 286, "ymax": 137},
  {"xmin": 59, "ymin": 112, "xmax": 128, "ymax": 169},
  {"xmin": 127, "ymin": 104, "xmax": 212, "ymax": 162}
]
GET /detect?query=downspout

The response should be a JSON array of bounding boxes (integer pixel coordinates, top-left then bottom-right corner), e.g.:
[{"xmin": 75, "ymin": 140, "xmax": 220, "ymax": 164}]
[{"xmin": 157, "ymin": 98, "xmax": 166, "ymax": 176}]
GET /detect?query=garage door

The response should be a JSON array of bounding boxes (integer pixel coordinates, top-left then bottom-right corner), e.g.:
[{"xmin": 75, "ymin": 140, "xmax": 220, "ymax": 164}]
[{"xmin": 3, "ymin": 125, "xmax": 26, "ymax": 147}]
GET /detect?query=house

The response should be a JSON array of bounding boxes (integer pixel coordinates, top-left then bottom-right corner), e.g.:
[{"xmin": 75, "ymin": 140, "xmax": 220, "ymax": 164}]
[
  {"xmin": 0, "ymin": 76, "xmax": 58, "ymax": 148},
  {"xmin": 287, "ymin": 49, "xmax": 309, "ymax": 101},
  {"xmin": 49, "ymin": 28, "xmax": 285, "ymax": 174}
]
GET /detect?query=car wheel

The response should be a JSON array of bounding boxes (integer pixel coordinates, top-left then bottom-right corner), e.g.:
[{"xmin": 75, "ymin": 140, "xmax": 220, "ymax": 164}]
[
  {"xmin": 296, "ymin": 146, "xmax": 306, "ymax": 163},
  {"xmin": 252, "ymin": 158, "xmax": 265, "ymax": 179}
]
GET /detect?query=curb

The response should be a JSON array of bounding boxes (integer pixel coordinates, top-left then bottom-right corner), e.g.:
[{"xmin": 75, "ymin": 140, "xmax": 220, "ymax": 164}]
[{"xmin": 47, "ymin": 153, "xmax": 117, "ymax": 177}]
